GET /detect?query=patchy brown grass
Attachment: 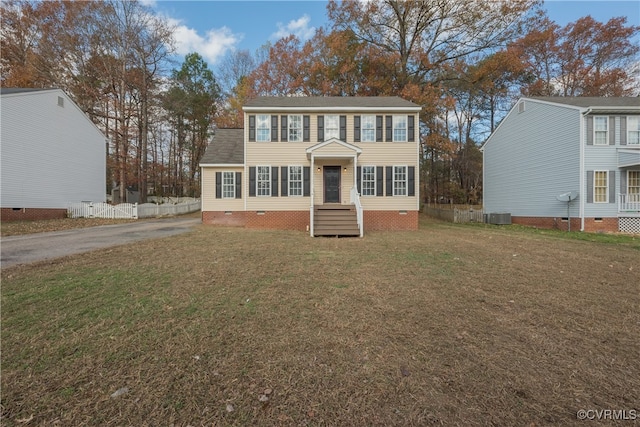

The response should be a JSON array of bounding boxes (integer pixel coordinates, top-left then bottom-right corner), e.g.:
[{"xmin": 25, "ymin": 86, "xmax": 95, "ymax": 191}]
[
  {"xmin": 0, "ymin": 218, "xmax": 138, "ymax": 237},
  {"xmin": 1, "ymin": 217, "xmax": 639, "ymax": 426}
]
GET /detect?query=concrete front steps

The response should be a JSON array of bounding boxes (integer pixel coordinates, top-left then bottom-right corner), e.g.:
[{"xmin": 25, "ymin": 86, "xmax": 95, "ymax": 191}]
[{"xmin": 314, "ymin": 204, "xmax": 360, "ymax": 237}]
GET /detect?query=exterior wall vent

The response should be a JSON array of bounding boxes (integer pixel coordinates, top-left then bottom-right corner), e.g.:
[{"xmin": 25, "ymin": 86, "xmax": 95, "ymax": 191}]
[
  {"xmin": 57, "ymin": 96, "xmax": 64, "ymax": 107},
  {"xmin": 518, "ymin": 101, "xmax": 525, "ymax": 113}
]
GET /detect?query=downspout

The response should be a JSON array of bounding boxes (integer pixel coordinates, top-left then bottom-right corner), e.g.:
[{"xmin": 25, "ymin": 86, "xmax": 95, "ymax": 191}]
[
  {"xmin": 310, "ymin": 154, "xmax": 315, "ymax": 237},
  {"xmin": 580, "ymin": 108, "xmax": 591, "ymax": 231}
]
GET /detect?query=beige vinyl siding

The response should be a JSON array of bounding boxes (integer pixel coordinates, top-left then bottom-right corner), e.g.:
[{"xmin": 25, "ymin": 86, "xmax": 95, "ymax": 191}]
[
  {"xmin": 201, "ymin": 166, "xmax": 244, "ymax": 211},
  {"xmin": 244, "ymin": 112, "xmax": 419, "ymax": 211}
]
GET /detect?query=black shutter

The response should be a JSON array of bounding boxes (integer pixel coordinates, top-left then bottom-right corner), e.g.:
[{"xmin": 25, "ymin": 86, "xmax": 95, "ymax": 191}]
[
  {"xmin": 303, "ymin": 167, "xmax": 310, "ymax": 196},
  {"xmin": 408, "ymin": 166, "xmax": 415, "ymax": 196},
  {"xmin": 609, "ymin": 117, "xmax": 615, "ymax": 145},
  {"xmin": 586, "ymin": 116, "xmax": 593, "ymax": 145},
  {"xmin": 271, "ymin": 166, "xmax": 278, "ymax": 197},
  {"xmin": 385, "ymin": 115, "xmax": 392, "ymax": 142},
  {"xmin": 271, "ymin": 115, "xmax": 278, "ymax": 141},
  {"xmin": 303, "ymin": 115, "xmax": 310, "ymax": 142},
  {"xmin": 281, "ymin": 166, "xmax": 288, "ymax": 197},
  {"xmin": 376, "ymin": 116, "xmax": 383, "ymax": 142},
  {"xmin": 376, "ymin": 166, "xmax": 384, "ymax": 196},
  {"xmin": 354, "ymin": 116, "xmax": 361, "ymax": 142},
  {"xmin": 248, "ymin": 115, "xmax": 256, "ymax": 142},
  {"xmin": 339, "ymin": 115, "xmax": 347, "ymax": 141},
  {"xmin": 281, "ymin": 115, "xmax": 288, "ymax": 142},
  {"xmin": 235, "ymin": 172, "xmax": 242, "ymax": 199},
  {"xmin": 408, "ymin": 115, "xmax": 415, "ymax": 142},
  {"xmin": 249, "ymin": 167, "xmax": 256, "ymax": 197},
  {"xmin": 357, "ymin": 166, "xmax": 362, "ymax": 193},
  {"xmin": 609, "ymin": 170, "xmax": 616, "ymax": 203},
  {"xmin": 215, "ymin": 172, "xmax": 222, "ymax": 198},
  {"xmin": 386, "ymin": 166, "xmax": 393, "ymax": 196},
  {"xmin": 318, "ymin": 115, "xmax": 324, "ymax": 141}
]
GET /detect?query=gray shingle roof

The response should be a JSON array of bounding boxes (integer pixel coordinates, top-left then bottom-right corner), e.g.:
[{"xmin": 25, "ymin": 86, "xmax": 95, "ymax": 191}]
[
  {"xmin": 243, "ymin": 96, "xmax": 421, "ymax": 110},
  {"xmin": 0, "ymin": 87, "xmax": 57, "ymax": 95},
  {"xmin": 531, "ymin": 96, "xmax": 640, "ymax": 108},
  {"xmin": 200, "ymin": 129, "xmax": 244, "ymax": 165}
]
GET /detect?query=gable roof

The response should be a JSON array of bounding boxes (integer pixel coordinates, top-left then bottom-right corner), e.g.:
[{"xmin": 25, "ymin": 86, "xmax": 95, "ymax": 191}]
[
  {"xmin": 200, "ymin": 128, "xmax": 244, "ymax": 165},
  {"xmin": 530, "ymin": 96, "xmax": 640, "ymax": 108},
  {"xmin": 1, "ymin": 87, "xmax": 58, "ymax": 95},
  {"xmin": 243, "ymin": 96, "xmax": 421, "ymax": 112}
]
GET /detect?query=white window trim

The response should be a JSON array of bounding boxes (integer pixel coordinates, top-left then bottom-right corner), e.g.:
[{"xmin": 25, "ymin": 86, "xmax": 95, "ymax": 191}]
[
  {"xmin": 392, "ymin": 115, "xmax": 408, "ymax": 142},
  {"xmin": 222, "ymin": 171, "xmax": 235, "ymax": 199},
  {"xmin": 325, "ymin": 114, "xmax": 340, "ymax": 141},
  {"xmin": 288, "ymin": 114, "xmax": 303, "ymax": 142},
  {"xmin": 256, "ymin": 114, "xmax": 271, "ymax": 142},
  {"xmin": 593, "ymin": 116, "xmax": 608, "ymax": 146},
  {"xmin": 627, "ymin": 116, "xmax": 640, "ymax": 145},
  {"xmin": 361, "ymin": 165, "xmax": 376, "ymax": 196},
  {"xmin": 288, "ymin": 165, "xmax": 303, "ymax": 197},
  {"xmin": 393, "ymin": 165, "xmax": 408, "ymax": 196},
  {"xmin": 361, "ymin": 115, "xmax": 376, "ymax": 142},
  {"xmin": 257, "ymin": 165, "xmax": 271, "ymax": 197},
  {"xmin": 593, "ymin": 170, "xmax": 608, "ymax": 203}
]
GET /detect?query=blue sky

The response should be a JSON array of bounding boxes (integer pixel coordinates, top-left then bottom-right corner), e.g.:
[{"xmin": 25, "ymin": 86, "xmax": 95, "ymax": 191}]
[{"xmin": 145, "ymin": 0, "xmax": 640, "ymax": 67}]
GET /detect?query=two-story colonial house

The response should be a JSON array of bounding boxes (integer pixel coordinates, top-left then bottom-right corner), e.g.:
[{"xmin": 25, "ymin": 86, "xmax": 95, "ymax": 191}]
[
  {"xmin": 200, "ymin": 96, "xmax": 422, "ymax": 236},
  {"xmin": 482, "ymin": 97, "xmax": 640, "ymax": 233}
]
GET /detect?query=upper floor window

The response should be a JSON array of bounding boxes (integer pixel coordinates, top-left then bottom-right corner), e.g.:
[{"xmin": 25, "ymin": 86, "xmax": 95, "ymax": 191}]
[
  {"xmin": 325, "ymin": 115, "xmax": 340, "ymax": 141},
  {"xmin": 256, "ymin": 114, "xmax": 270, "ymax": 142},
  {"xmin": 361, "ymin": 115, "xmax": 376, "ymax": 142},
  {"xmin": 257, "ymin": 165, "xmax": 271, "ymax": 196},
  {"xmin": 288, "ymin": 115, "xmax": 303, "ymax": 142},
  {"xmin": 393, "ymin": 165, "xmax": 407, "ymax": 196},
  {"xmin": 628, "ymin": 116, "xmax": 640, "ymax": 145},
  {"xmin": 594, "ymin": 116, "xmax": 608, "ymax": 145},
  {"xmin": 393, "ymin": 115, "xmax": 407, "ymax": 142},
  {"xmin": 222, "ymin": 171, "xmax": 235, "ymax": 198},
  {"xmin": 594, "ymin": 170, "xmax": 608, "ymax": 203}
]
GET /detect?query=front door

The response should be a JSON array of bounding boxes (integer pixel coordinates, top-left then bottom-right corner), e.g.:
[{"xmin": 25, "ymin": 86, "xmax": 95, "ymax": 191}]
[{"xmin": 323, "ymin": 166, "xmax": 341, "ymax": 203}]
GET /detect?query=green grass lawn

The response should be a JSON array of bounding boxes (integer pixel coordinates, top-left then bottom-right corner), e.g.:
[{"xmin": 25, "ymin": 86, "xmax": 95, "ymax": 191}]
[{"xmin": 2, "ymin": 218, "xmax": 639, "ymax": 426}]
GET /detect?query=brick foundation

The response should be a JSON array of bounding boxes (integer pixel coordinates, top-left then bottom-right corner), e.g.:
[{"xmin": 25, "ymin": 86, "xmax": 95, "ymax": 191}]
[
  {"xmin": 202, "ymin": 210, "xmax": 419, "ymax": 232},
  {"xmin": 512, "ymin": 216, "xmax": 619, "ymax": 233},
  {"xmin": 364, "ymin": 210, "xmax": 419, "ymax": 231},
  {"xmin": 1, "ymin": 207, "xmax": 67, "ymax": 222}
]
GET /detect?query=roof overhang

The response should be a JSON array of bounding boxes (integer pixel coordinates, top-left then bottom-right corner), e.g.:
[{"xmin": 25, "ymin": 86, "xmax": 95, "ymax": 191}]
[
  {"xmin": 306, "ymin": 138, "xmax": 362, "ymax": 160},
  {"xmin": 243, "ymin": 106, "xmax": 422, "ymax": 113},
  {"xmin": 618, "ymin": 149, "xmax": 640, "ymax": 168},
  {"xmin": 199, "ymin": 163, "xmax": 244, "ymax": 167}
]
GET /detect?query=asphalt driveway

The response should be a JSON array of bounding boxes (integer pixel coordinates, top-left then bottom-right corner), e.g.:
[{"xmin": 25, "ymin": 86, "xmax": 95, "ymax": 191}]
[{"xmin": 1, "ymin": 217, "xmax": 200, "ymax": 268}]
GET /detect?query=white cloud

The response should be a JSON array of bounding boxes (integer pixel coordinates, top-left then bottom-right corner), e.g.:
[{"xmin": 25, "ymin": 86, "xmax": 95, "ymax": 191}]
[
  {"xmin": 270, "ymin": 14, "xmax": 315, "ymax": 41},
  {"xmin": 139, "ymin": 0, "xmax": 157, "ymax": 7},
  {"xmin": 167, "ymin": 17, "xmax": 241, "ymax": 66}
]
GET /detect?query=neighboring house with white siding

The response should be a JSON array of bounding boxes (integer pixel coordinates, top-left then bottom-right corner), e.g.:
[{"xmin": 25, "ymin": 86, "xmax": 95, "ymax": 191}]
[
  {"xmin": 482, "ymin": 97, "xmax": 640, "ymax": 233},
  {"xmin": 200, "ymin": 96, "xmax": 422, "ymax": 236},
  {"xmin": 1, "ymin": 88, "xmax": 106, "ymax": 221}
]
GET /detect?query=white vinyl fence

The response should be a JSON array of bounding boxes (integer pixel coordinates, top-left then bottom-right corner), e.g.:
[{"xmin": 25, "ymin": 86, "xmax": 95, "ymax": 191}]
[{"xmin": 68, "ymin": 200, "xmax": 200, "ymax": 219}]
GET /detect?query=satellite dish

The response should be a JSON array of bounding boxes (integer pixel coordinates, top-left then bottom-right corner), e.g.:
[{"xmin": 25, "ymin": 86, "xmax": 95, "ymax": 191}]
[{"xmin": 556, "ymin": 191, "xmax": 579, "ymax": 202}]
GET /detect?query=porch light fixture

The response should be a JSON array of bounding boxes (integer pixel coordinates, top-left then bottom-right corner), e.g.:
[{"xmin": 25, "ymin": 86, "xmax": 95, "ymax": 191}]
[
  {"xmin": 343, "ymin": 167, "xmax": 347, "ymax": 172},
  {"xmin": 317, "ymin": 167, "xmax": 321, "ymax": 172}
]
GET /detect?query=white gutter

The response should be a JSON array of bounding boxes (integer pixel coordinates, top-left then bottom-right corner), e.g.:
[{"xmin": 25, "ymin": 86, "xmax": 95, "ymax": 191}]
[{"xmin": 580, "ymin": 108, "xmax": 591, "ymax": 231}]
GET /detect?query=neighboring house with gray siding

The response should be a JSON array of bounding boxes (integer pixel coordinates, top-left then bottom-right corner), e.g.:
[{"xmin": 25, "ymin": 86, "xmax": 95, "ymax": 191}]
[
  {"xmin": 482, "ymin": 97, "xmax": 640, "ymax": 233},
  {"xmin": 1, "ymin": 88, "xmax": 106, "ymax": 221},
  {"xmin": 200, "ymin": 96, "xmax": 422, "ymax": 236}
]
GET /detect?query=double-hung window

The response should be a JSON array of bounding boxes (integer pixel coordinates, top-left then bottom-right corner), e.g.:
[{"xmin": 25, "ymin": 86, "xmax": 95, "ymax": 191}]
[
  {"xmin": 361, "ymin": 166, "xmax": 376, "ymax": 196},
  {"xmin": 594, "ymin": 170, "xmax": 608, "ymax": 203},
  {"xmin": 393, "ymin": 166, "xmax": 407, "ymax": 196},
  {"xmin": 594, "ymin": 116, "xmax": 608, "ymax": 145},
  {"xmin": 256, "ymin": 114, "xmax": 271, "ymax": 142},
  {"xmin": 393, "ymin": 115, "xmax": 407, "ymax": 142},
  {"xmin": 288, "ymin": 115, "xmax": 303, "ymax": 142},
  {"xmin": 628, "ymin": 116, "xmax": 640, "ymax": 145},
  {"xmin": 222, "ymin": 171, "xmax": 235, "ymax": 198},
  {"xmin": 325, "ymin": 115, "xmax": 340, "ymax": 140},
  {"xmin": 361, "ymin": 115, "xmax": 375, "ymax": 142},
  {"xmin": 289, "ymin": 166, "xmax": 303, "ymax": 196},
  {"xmin": 629, "ymin": 171, "xmax": 640, "ymax": 198},
  {"xmin": 257, "ymin": 165, "xmax": 271, "ymax": 196}
]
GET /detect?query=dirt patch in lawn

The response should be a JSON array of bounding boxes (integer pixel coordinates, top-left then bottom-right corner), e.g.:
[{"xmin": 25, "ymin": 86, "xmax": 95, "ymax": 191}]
[{"xmin": 1, "ymin": 217, "xmax": 638, "ymax": 426}]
